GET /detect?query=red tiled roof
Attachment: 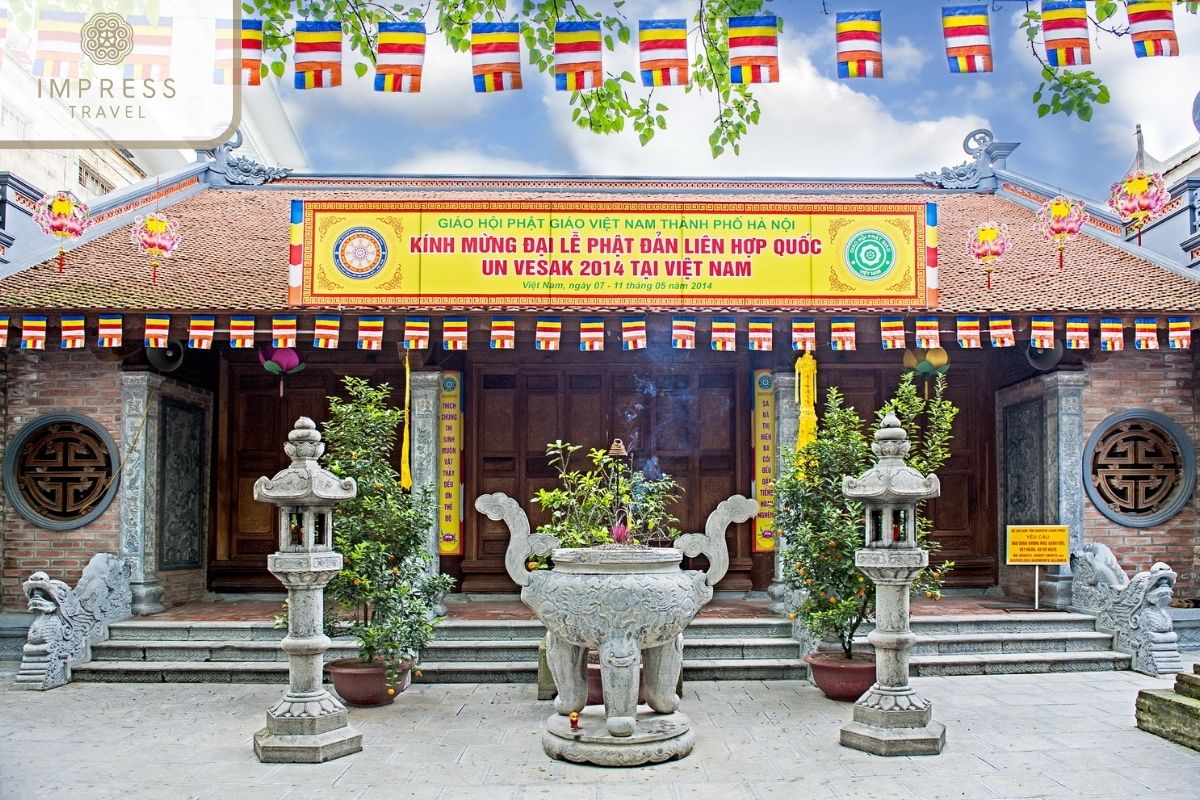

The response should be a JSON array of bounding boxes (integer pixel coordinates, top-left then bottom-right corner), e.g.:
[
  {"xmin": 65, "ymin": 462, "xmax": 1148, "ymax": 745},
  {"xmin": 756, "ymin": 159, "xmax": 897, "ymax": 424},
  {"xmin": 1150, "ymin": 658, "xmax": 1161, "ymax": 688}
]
[{"xmin": 1, "ymin": 185, "xmax": 1197, "ymax": 314}]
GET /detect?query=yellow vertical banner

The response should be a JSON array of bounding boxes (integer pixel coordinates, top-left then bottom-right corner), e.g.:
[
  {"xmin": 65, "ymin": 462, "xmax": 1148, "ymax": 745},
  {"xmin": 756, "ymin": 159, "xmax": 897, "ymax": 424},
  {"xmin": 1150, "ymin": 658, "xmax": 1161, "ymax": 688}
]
[
  {"xmin": 438, "ymin": 371, "xmax": 463, "ymax": 556},
  {"xmin": 752, "ymin": 370, "xmax": 777, "ymax": 553}
]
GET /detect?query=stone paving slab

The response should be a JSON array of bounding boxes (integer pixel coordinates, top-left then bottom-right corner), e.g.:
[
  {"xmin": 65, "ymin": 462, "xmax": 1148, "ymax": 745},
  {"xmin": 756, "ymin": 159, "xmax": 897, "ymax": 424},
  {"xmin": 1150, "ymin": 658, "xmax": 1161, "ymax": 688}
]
[{"xmin": 3, "ymin": 658, "xmax": 1200, "ymax": 799}]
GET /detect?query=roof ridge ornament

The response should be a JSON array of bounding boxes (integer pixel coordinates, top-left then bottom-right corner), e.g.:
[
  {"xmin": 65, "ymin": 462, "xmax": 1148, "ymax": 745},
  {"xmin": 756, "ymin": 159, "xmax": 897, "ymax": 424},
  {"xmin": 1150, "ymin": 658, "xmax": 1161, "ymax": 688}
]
[
  {"xmin": 917, "ymin": 128, "xmax": 1020, "ymax": 190},
  {"xmin": 200, "ymin": 130, "xmax": 292, "ymax": 187}
]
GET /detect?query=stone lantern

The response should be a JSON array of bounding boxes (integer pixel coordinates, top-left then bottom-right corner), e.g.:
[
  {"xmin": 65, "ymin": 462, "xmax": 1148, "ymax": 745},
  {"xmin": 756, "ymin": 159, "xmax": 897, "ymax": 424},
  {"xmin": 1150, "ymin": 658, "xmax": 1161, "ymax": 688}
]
[
  {"xmin": 839, "ymin": 414, "xmax": 945, "ymax": 756},
  {"xmin": 252, "ymin": 417, "xmax": 362, "ymax": 763}
]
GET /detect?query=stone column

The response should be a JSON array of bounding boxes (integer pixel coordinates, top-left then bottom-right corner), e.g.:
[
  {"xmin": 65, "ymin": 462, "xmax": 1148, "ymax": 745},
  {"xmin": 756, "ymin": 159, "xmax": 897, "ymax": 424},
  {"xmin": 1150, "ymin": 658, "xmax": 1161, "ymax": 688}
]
[
  {"xmin": 768, "ymin": 371, "xmax": 798, "ymax": 614},
  {"xmin": 119, "ymin": 372, "xmax": 165, "ymax": 615},
  {"xmin": 410, "ymin": 370, "xmax": 444, "ymax": 614},
  {"xmin": 1039, "ymin": 371, "xmax": 1086, "ymax": 607}
]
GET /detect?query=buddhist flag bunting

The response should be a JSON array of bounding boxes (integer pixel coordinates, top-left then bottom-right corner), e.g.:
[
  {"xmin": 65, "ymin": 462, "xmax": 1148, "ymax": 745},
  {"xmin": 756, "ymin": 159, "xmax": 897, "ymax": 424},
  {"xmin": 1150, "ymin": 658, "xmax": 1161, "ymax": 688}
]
[
  {"xmin": 791, "ymin": 319, "xmax": 816, "ymax": 352},
  {"xmin": 1127, "ymin": 0, "xmax": 1178, "ymax": 58},
  {"xmin": 272, "ymin": 315, "xmax": 297, "ymax": 348},
  {"xmin": 836, "ymin": 10, "xmax": 883, "ymax": 78},
  {"xmin": 215, "ymin": 19, "xmax": 264, "ymax": 85},
  {"xmin": 125, "ymin": 15, "xmax": 173, "ymax": 80},
  {"xmin": 313, "ymin": 315, "xmax": 341, "ymax": 349},
  {"xmin": 1031, "ymin": 317, "xmax": 1055, "ymax": 350},
  {"xmin": 956, "ymin": 316, "xmax": 981, "ymax": 349},
  {"xmin": 831, "ymin": 318, "xmax": 857, "ymax": 351},
  {"xmin": 294, "ymin": 21, "xmax": 342, "ymax": 89},
  {"xmin": 728, "ymin": 15, "xmax": 779, "ymax": 84},
  {"xmin": 989, "ymin": 316, "xmax": 1015, "ymax": 348},
  {"xmin": 188, "ymin": 315, "xmax": 216, "ymax": 349},
  {"xmin": 711, "ymin": 318, "xmax": 737, "ymax": 351},
  {"xmin": 144, "ymin": 315, "xmax": 171, "ymax": 349},
  {"xmin": 535, "ymin": 317, "xmax": 562, "ymax": 350},
  {"xmin": 357, "ymin": 316, "xmax": 384, "ymax": 350},
  {"xmin": 376, "ymin": 21, "xmax": 425, "ymax": 92},
  {"xmin": 1100, "ymin": 318, "xmax": 1124, "ymax": 351},
  {"xmin": 0, "ymin": 316, "xmax": 8, "ymax": 349},
  {"xmin": 671, "ymin": 316, "xmax": 696, "ymax": 349},
  {"xmin": 749, "ymin": 319, "xmax": 774, "ymax": 351},
  {"xmin": 97, "ymin": 315, "xmax": 123, "ymax": 348},
  {"xmin": 640, "ymin": 19, "xmax": 689, "ymax": 87},
  {"xmin": 403, "ymin": 316, "xmax": 430, "ymax": 349},
  {"xmin": 916, "ymin": 316, "xmax": 940, "ymax": 349},
  {"xmin": 60, "ymin": 315, "xmax": 85, "ymax": 349},
  {"xmin": 1135, "ymin": 318, "xmax": 1159, "ymax": 350},
  {"xmin": 34, "ymin": 11, "xmax": 83, "ymax": 78},
  {"xmin": 21, "ymin": 316, "xmax": 47, "ymax": 350},
  {"xmin": 443, "ymin": 316, "xmax": 468, "ymax": 350},
  {"xmin": 472, "ymin": 22, "xmax": 522, "ymax": 92},
  {"xmin": 555, "ymin": 20, "xmax": 602, "ymax": 91},
  {"xmin": 1042, "ymin": 0, "xmax": 1090, "ymax": 66},
  {"xmin": 489, "ymin": 316, "xmax": 515, "ymax": 349},
  {"xmin": 228, "ymin": 315, "xmax": 255, "ymax": 348},
  {"xmin": 580, "ymin": 317, "xmax": 605, "ymax": 351},
  {"xmin": 1065, "ymin": 317, "xmax": 1090, "ymax": 350},
  {"xmin": 942, "ymin": 5, "xmax": 992, "ymax": 73},
  {"xmin": 1169, "ymin": 318, "xmax": 1191, "ymax": 350},
  {"xmin": 881, "ymin": 317, "xmax": 905, "ymax": 350},
  {"xmin": 622, "ymin": 316, "xmax": 648, "ymax": 350}
]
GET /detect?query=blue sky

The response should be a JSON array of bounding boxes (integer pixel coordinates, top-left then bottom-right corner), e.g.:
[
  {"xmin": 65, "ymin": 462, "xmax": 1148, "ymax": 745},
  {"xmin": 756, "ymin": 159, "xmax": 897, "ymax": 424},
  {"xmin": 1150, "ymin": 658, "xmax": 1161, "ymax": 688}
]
[{"xmin": 277, "ymin": 1, "xmax": 1200, "ymax": 200}]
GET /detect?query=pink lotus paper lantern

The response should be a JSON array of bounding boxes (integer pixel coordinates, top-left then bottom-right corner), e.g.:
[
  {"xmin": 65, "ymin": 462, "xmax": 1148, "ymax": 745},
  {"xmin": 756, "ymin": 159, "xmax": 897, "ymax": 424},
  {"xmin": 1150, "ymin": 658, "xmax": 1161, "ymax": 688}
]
[
  {"xmin": 33, "ymin": 191, "xmax": 91, "ymax": 273},
  {"xmin": 131, "ymin": 212, "xmax": 182, "ymax": 284},
  {"xmin": 1108, "ymin": 171, "xmax": 1168, "ymax": 244},
  {"xmin": 258, "ymin": 346, "xmax": 306, "ymax": 397},
  {"xmin": 1036, "ymin": 195, "xmax": 1086, "ymax": 270},
  {"xmin": 966, "ymin": 221, "xmax": 1011, "ymax": 290}
]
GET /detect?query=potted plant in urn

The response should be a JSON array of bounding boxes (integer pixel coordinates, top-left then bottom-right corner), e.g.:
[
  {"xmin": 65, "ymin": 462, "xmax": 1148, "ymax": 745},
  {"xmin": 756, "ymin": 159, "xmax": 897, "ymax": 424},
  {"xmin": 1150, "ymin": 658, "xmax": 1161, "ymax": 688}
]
[
  {"xmin": 776, "ymin": 373, "xmax": 956, "ymax": 701},
  {"xmin": 321, "ymin": 377, "xmax": 454, "ymax": 707}
]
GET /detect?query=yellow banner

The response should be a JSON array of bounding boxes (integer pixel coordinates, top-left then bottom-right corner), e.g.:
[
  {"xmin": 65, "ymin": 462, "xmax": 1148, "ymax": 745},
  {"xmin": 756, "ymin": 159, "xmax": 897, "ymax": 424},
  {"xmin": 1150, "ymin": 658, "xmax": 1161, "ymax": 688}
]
[
  {"xmin": 438, "ymin": 371, "xmax": 463, "ymax": 556},
  {"xmin": 301, "ymin": 200, "xmax": 931, "ymax": 308},
  {"xmin": 1005, "ymin": 525, "xmax": 1069, "ymax": 566},
  {"xmin": 752, "ymin": 370, "xmax": 777, "ymax": 553}
]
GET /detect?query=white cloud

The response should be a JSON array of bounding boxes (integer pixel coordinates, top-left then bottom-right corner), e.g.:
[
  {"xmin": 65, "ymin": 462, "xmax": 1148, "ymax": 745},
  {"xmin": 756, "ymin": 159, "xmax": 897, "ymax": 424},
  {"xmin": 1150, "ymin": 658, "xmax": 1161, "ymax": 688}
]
[
  {"xmin": 887, "ymin": 35, "xmax": 931, "ymax": 83},
  {"xmin": 390, "ymin": 147, "xmax": 552, "ymax": 175}
]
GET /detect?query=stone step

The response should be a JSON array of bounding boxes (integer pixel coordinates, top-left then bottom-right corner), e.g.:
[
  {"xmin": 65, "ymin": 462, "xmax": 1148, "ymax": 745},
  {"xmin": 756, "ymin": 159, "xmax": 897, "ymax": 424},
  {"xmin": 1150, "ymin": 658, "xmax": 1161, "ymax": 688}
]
[
  {"xmin": 1171, "ymin": 671, "xmax": 1200, "ymax": 701},
  {"xmin": 1136, "ymin": 689, "xmax": 1200, "ymax": 752},
  {"xmin": 903, "ymin": 613, "xmax": 1100, "ymax": 636},
  {"xmin": 909, "ymin": 650, "xmax": 1130, "ymax": 677},
  {"xmin": 909, "ymin": 631, "xmax": 1114, "ymax": 656},
  {"xmin": 682, "ymin": 658, "xmax": 808, "ymax": 681},
  {"xmin": 107, "ymin": 621, "xmax": 284, "ymax": 642}
]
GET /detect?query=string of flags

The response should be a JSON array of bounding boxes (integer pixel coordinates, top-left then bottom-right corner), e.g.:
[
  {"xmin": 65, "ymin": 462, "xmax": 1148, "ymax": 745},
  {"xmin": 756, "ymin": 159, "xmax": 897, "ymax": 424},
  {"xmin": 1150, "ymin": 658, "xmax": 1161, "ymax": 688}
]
[{"xmin": 0, "ymin": 314, "xmax": 1193, "ymax": 353}]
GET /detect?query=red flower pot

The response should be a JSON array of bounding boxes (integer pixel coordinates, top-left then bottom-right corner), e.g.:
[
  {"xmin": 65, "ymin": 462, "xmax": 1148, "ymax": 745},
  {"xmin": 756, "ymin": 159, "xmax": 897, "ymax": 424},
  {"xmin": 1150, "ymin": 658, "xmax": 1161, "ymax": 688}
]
[
  {"xmin": 325, "ymin": 658, "xmax": 411, "ymax": 707},
  {"xmin": 804, "ymin": 651, "xmax": 877, "ymax": 702}
]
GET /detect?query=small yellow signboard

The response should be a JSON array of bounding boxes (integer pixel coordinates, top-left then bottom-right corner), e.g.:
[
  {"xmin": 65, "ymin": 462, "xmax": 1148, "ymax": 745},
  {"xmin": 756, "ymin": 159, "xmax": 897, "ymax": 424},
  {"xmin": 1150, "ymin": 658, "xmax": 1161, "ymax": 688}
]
[
  {"xmin": 1005, "ymin": 525, "xmax": 1069, "ymax": 566},
  {"xmin": 751, "ymin": 370, "xmax": 776, "ymax": 553}
]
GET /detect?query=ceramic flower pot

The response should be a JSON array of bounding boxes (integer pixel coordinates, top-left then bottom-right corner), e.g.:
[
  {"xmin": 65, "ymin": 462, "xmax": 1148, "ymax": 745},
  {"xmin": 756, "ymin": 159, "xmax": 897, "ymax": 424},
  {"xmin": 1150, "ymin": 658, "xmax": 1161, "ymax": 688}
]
[
  {"xmin": 804, "ymin": 650, "xmax": 877, "ymax": 702},
  {"xmin": 325, "ymin": 658, "xmax": 411, "ymax": 707}
]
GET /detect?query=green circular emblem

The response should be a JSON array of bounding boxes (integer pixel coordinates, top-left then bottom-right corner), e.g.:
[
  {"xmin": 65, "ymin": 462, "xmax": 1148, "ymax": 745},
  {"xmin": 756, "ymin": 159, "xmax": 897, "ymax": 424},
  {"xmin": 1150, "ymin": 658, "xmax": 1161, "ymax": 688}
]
[{"xmin": 844, "ymin": 230, "xmax": 897, "ymax": 281}]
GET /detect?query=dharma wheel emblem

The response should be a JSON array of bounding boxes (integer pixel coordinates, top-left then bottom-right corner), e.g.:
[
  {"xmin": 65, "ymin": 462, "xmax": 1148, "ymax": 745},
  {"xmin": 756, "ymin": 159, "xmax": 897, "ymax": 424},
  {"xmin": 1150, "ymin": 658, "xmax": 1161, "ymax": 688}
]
[{"xmin": 333, "ymin": 227, "xmax": 388, "ymax": 280}]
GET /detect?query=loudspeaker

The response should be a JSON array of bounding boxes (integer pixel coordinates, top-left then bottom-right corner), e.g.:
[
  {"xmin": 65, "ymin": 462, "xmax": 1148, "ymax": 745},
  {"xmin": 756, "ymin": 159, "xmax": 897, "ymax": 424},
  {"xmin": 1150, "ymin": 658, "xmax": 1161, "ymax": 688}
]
[
  {"xmin": 1027, "ymin": 339, "xmax": 1063, "ymax": 372},
  {"xmin": 146, "ymin": 340, "xmax": 185, "ymax": 373}
]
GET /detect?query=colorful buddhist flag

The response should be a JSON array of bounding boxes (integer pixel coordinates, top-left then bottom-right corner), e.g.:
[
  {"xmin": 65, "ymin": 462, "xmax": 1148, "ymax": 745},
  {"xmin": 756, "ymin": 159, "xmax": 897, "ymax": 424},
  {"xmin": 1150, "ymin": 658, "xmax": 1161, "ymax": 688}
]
[
  {"xmin": 60, "ymin": 315, "xmax": 85, "ymax": 349},
  {"xmin": 294, "ymin": 20, "xmax": 342, "ymax": 89},
  {"xmin": 1134, "ymin": 318, "xmax": 1159, "ymax": 350},
  {"xmin": 1127, "ymin": 0, "xmax": 1178, "ymax": 58},
  {"xmin": 836, "ymin": 10, "xmax": 883, "ymax": 78},
  {"xmin": 1042, "ymin": 0, "xmax": 1090, "ymax": 67},
  {"xmin": 748, "ymin": 319, "xmax": 774, "ymax": 351},
  {"xmin": 188, "ymin": 315, "xmax": 216, "ymax": 349},
  {"xmin": 639, "ymin": 19, "xmax": 688, "ymax": 87},
  {"xmin": 228, "ymin": 315, "xmax": 255, "ymax": 348},
  {"xmin": 942, "ymin": 5, "xmax": 992, "ymax": 73},
  {"xmin": 1031, "ymin": 317, "xmax": 1055, "ymax": 350},
  {"xmin": 403, "ymin": 316, "xmax": 430, "ymax": 349},
  {"xmin": 215, "ymin": 19, "xmax": 264, "ymax": 85},
  {"xmin": 989, "ymin": 316, "xmax": 1015, "ymax": 348},
  {"xmin": 671, "ymin": 316, "xmax": 696, "ymax": 349},
  {"xmin": 442, "ymin": 316, "xmax": 468, "ymax": 350},
  {"xmin": 376, "ymin": 21, "xmax": 425, "ymax": 92},
  {"xmin": 1169, "ymin": 318, "xmax": 1191, "ymax": 350},
  {"xmin": 916, "ymin": 316, "xmax": 940, "ymax": 349},
  {"xmin": 472, "ymin": 22, "xmax": 522, "ymax": 92},
  {"xmin": 791, "ymin": 319, "xmax": 816, "ymax": 352},
  {"xmin": 831, "ymin": 318, "xmax": 857, "ymax": 351},
  {"xmin": 711, "ymin": 318, "xmax": 737, "ymax": 351},
  {"xmin": 21, "ymin": 316, "xmax": 47, "ymax": 350},
  {"xmin": 357, "ymin": 316, "xmax": 384, "ymax": 350},
  {"xmin": 535, "ymin": 317, "xmax": 562, "ymax": 350},
  {"xmin": 34, "ymin": 11, "xmax": 83, "ymax": 78},
  {"xmin": 728, "ymin": 15, "xmax": 779, "ymax": 84},
  {"xmin": 880, "ymin": 317, "xmax": 905, "ymax": 349},
  {"xmin": 1100, "ymin": 318, "xmax": 1124, "ymax": 351},
  {"xmin": 144, "ymin": 315, "xmax": 171, "ymax": 349},
  {"xmin": 1065, "ymin": 317, "xmax": 1090, "ymax": 350},
  {"xmin": 97, "ymin": 315, "xmax": 123, "ymax": 348},
  {"xmin": 580, "ymin": 317, "xmax": 605, "ymax": 351},
  {"xmin": 622, "ymin": 316, "xmax": 647, "ymax": 350},
  {"xmin": 0, "ymin": 316, "xmax": 8, "ymax": 349},
  {"xmin": 555, "ymin": 20, "xmax": 602, "ymax": 91},
  {"xmin": 313, "ymin": 315, "xmax": 341, "ymax": 349},
  {"xmin": 489, "ymin": 316, "xmax": 515, "ymax": 349},
  {"xmin": 125, "ymin": 15, "xmax": 172, "ymax": 80},
  {"xmin": 272, "ymin": 315, "xmax": 297, "ymax": 348},
  {"xmin": 956, "ymin": 316, "xmax": 981, "ymax": 349}
]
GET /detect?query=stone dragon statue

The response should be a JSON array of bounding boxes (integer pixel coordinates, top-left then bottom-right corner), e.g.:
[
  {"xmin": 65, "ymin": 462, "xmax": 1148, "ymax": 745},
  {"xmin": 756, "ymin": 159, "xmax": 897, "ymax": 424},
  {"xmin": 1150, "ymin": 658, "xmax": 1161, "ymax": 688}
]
[
  {"xmin": 1070, "ymin": 542, "xmax": 1183, "ymax": 676},
  {"xmin": 15, "ymin": 553, "xmax": 132, "ymax": 690}
]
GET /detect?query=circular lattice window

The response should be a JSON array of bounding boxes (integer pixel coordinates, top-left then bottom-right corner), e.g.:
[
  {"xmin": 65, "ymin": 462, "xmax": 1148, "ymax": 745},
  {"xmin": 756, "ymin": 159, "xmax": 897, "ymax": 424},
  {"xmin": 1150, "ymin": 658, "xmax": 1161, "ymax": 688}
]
[
  {"xmin": 2, "ymin": 413, "xmax": 121, "ymax": 531},
  {"xmin": 1083, "ymin": 410, "xmax": 1196, "ymax": 528}
]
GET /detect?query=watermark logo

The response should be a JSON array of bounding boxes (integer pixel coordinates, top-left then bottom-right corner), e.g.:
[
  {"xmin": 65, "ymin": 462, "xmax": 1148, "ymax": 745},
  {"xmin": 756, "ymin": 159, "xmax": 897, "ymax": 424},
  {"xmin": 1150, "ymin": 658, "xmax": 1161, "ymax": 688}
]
[
  {"xmin": 80, "ymin": 13, "xmax": 134, "ymax": 66},
  {"xmin": 844, "ymin": 230, "xmax": 897, "ymax": 282}
]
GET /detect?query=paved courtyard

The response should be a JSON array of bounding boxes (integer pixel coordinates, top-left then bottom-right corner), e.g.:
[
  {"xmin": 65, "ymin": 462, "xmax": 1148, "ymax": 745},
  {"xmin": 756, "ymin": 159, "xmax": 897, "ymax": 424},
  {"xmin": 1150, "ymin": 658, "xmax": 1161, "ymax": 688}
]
[{"xmin": 2, "ymin": 660, "xmax": 1199, "ymax": 800}]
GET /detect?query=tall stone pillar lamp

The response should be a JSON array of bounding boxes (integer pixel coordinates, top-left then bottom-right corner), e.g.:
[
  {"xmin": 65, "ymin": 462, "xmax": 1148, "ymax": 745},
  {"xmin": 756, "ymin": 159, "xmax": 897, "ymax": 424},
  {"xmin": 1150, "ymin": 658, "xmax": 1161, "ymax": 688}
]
[
  {"xmin": 252, "ymin": 417, "xmax": 363, "ymax": 763},
  {"xmin": 839, "ymin": 414, "xmax": 945, "ymax": 756}
]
